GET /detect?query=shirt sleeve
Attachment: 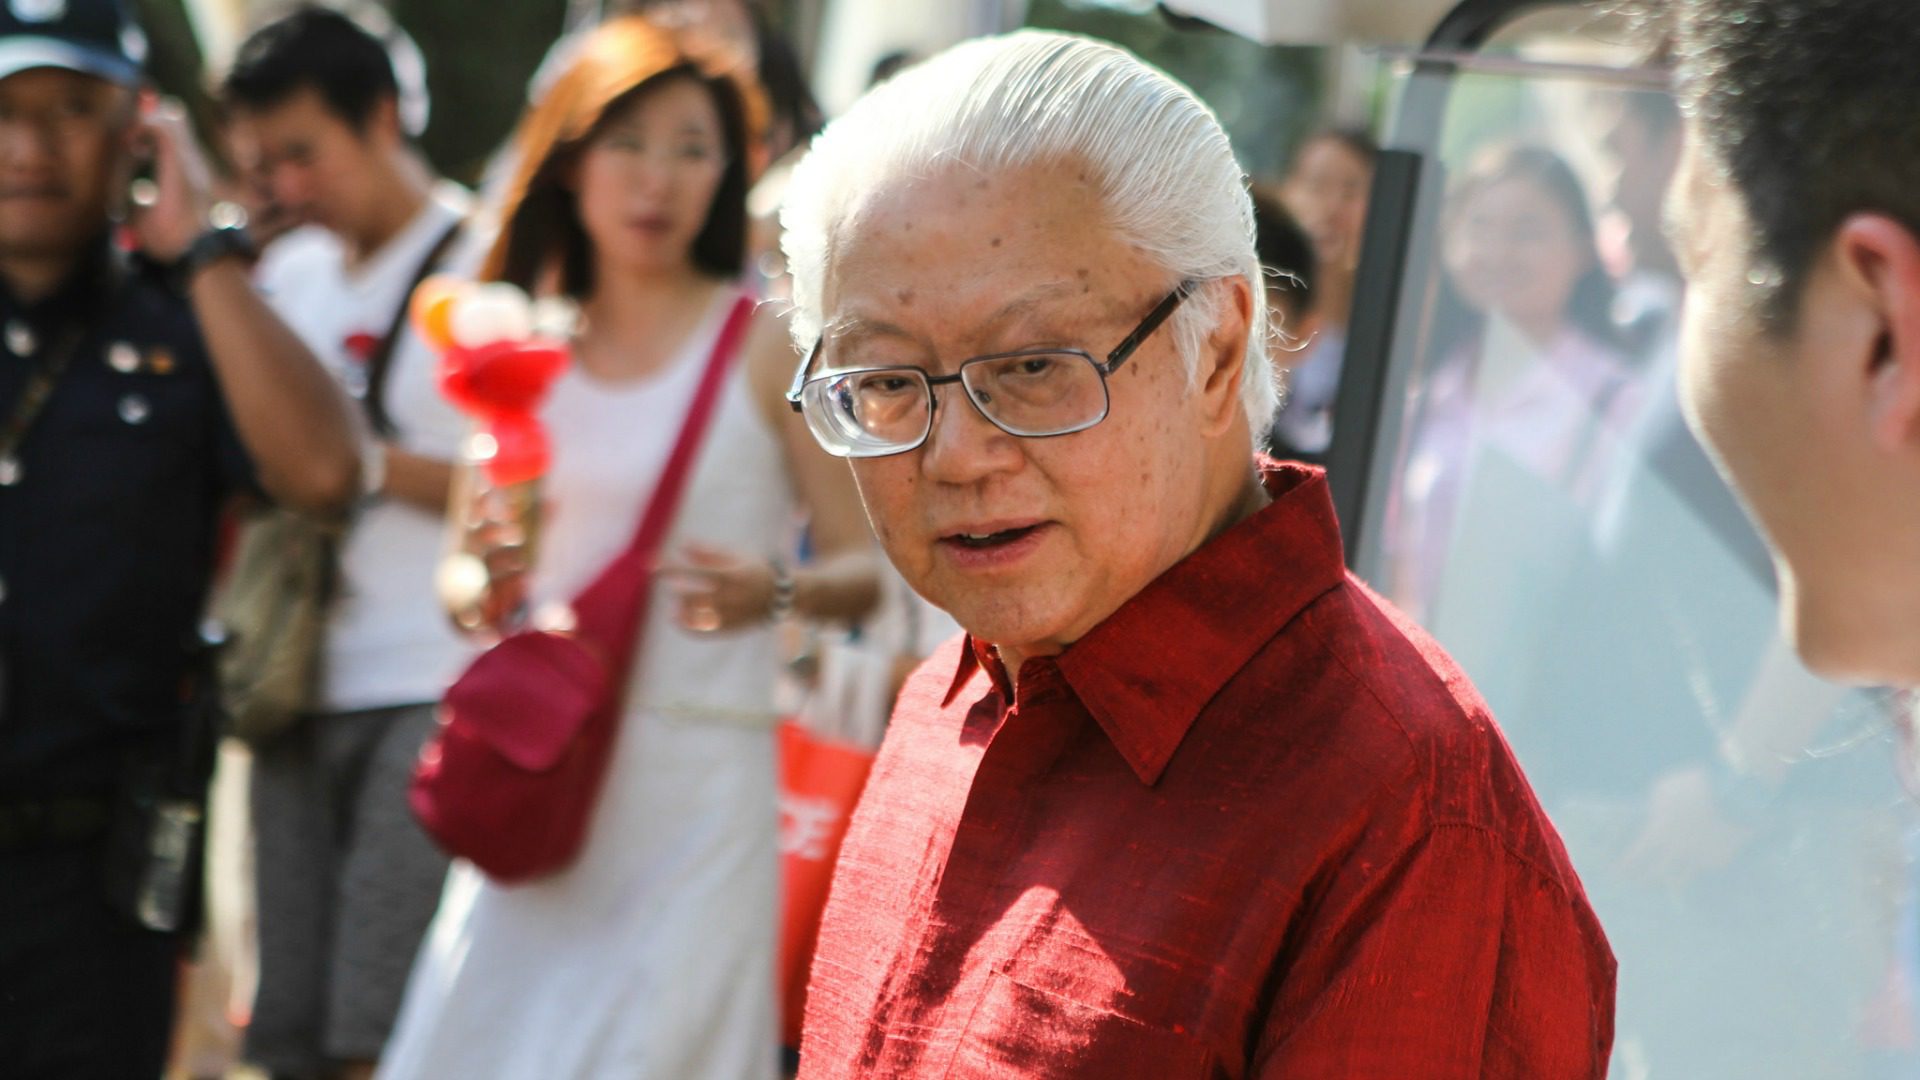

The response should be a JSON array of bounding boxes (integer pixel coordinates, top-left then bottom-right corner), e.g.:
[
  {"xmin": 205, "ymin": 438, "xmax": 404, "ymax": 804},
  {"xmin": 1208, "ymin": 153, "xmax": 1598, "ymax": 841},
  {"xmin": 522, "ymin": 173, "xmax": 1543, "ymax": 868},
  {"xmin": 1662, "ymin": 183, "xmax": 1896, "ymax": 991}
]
[{"xmin": 1252, "ymin": 822, "xmax": 1615, "ymax": 1079}]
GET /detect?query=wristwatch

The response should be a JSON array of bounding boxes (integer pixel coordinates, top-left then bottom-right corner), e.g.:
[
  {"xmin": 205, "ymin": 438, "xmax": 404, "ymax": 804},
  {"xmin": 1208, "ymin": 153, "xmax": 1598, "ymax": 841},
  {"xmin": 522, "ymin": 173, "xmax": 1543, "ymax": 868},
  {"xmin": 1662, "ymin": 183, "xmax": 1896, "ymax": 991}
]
[
  {"xmin": 173, "ymin": 206, "xmax": 257, "ymax": 285},
  {"xmin": 359, "ymin": 439, "xmax": 389, "ymax": 503},
  {"xmin": 767, "ymin": 558, "xmax": 797, "ymax": 623}
]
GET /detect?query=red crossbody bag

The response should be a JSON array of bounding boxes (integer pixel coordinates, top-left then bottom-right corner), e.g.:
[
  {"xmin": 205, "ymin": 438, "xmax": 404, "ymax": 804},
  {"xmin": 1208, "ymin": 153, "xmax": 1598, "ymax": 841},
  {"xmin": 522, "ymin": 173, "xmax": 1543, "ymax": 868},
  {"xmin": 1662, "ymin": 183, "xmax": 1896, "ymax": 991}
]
[{"xmin": 410, "ymin": 295, "xmax": 754, "ymax": 883}]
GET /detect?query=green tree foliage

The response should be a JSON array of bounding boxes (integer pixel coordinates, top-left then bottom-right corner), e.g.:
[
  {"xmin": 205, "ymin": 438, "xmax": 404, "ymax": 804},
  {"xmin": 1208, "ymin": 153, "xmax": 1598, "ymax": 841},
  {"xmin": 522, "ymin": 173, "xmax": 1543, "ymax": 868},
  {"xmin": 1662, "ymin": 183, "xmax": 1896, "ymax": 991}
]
[{"xmin": 388, "ymin": 0, "xmax": 570, "ymax": 182}]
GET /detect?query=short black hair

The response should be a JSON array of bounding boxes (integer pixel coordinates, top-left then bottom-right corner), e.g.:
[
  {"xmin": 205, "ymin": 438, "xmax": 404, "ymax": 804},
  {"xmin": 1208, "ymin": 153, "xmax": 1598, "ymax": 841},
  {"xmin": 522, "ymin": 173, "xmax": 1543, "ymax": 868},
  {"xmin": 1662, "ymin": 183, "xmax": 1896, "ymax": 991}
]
[
  {"xmin": 1676, "ymin": 0, "xmax": 1920, "ymax": 326},
  {"xmin": 224, "ymin": 6, "xmax": 400, "ymax": 131},
  {"xmin": 1251, "ymin": 188, "xmax": 1316, "ymax": 316}
]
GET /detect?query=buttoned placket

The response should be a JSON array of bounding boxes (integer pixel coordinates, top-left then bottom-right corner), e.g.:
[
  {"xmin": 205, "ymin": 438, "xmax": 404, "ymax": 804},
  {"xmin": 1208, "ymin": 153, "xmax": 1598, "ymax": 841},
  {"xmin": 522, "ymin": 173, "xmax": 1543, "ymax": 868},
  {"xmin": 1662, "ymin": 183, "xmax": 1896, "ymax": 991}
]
[{"xmin": 865, "ymin": 658, "xmax": 1090, "ymax": 1076}]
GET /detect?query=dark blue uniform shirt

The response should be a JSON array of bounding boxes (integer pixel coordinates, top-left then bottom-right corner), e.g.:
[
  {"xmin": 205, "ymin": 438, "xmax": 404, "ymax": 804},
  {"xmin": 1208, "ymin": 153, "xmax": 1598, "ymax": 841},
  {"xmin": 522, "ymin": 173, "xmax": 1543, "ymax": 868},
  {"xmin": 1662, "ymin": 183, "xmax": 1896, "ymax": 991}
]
[{"xmin": 0, "ymin": 239, "xmax": 253, "ymax": 797}]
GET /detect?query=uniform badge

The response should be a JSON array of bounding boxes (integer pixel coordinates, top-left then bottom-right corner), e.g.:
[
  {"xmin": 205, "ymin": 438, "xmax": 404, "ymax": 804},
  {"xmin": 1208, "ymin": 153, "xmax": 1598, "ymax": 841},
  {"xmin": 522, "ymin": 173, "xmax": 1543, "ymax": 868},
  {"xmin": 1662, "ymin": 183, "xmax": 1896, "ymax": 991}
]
[
  {"xmin": 118, "ymin": 393, "xmax": 151, "ymax": 425},
  {"xmin": 107, "ymin": 341, "xmax": 140, "ymax": 374},
  {"xmin": 10, "ymin": 0, "xmax": 67, "ymax": 23},
  {"xmin": 4, "ymin": 320, "xmax": 35, "ymax": 357}
]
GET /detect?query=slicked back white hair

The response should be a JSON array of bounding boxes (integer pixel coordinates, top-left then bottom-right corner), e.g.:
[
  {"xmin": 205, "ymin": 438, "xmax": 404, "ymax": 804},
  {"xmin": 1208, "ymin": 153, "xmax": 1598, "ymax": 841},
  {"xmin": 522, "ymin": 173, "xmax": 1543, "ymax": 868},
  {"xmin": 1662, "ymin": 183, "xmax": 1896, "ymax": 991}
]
[{"xmin": 780, "ymin": 30, "xmax": 1278, "ymax": 443}]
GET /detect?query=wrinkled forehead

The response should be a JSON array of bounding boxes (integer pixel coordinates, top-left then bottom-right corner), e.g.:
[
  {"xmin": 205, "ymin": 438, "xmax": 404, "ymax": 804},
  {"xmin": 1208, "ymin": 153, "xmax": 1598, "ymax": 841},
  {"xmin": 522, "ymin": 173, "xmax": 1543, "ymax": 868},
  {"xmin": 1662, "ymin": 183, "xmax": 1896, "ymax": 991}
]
[{"xmin": 819, "ymin": 158, "xmax": 1139, "ymax": 324}]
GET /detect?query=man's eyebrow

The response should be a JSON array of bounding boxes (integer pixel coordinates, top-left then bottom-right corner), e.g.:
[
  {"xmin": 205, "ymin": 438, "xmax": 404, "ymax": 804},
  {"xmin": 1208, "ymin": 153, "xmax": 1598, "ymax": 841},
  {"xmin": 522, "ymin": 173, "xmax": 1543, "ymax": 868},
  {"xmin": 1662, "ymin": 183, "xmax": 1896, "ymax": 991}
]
[
  {"xmin": 823, "ymin": 279, "xmax": 1082, "ymax": 346},
  {"xmin": 821, "ymin": 315, "xmax": 919, "ymax": 347}
]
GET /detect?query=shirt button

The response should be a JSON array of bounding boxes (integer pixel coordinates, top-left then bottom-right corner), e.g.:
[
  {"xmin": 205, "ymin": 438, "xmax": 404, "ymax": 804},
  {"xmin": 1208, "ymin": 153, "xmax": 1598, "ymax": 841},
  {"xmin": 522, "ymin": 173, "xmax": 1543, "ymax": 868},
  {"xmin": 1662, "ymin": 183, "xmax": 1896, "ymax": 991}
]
[
  {"xmin": 118, "ymin": 393, "xmax": 151, "ymax": 425},
  {"xmin": 5, "ymin": 319, "xmax": 35, "ymax": 357}
]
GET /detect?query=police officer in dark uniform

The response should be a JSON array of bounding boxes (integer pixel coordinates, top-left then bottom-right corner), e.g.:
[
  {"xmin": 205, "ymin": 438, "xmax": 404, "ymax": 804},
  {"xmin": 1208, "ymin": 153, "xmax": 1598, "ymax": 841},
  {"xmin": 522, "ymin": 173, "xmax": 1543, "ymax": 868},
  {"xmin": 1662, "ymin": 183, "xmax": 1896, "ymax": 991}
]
[{"xmin": 0, "ymin": 1, "xmax": 361, "ymax": 1073}]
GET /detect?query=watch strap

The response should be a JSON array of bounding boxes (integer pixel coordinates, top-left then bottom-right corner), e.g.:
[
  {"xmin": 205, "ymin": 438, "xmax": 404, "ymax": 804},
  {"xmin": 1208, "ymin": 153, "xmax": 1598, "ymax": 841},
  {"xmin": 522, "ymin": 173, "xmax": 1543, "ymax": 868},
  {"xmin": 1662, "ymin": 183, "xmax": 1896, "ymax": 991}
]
[{"xmin": 174, "ymin": 223, "xmax": 257, "ymax": 287}]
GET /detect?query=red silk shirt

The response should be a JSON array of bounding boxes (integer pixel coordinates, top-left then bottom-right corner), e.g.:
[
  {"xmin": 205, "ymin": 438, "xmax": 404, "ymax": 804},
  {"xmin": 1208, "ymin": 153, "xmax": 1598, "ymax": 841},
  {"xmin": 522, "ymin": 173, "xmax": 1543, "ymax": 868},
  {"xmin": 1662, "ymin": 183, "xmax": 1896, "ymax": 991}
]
[{"xmin": 798, "ymin": 463, "xmax": 1615, "ymax": 1079}]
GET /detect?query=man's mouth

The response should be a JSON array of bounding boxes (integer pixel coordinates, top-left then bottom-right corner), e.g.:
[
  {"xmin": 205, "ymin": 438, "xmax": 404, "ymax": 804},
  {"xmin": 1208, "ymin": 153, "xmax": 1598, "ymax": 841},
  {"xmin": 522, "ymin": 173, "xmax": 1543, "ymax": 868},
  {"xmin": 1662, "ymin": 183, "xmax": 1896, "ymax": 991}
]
[{"xmin": 942, "ymin": 522, "xmax": 1045, "ymax": 549}]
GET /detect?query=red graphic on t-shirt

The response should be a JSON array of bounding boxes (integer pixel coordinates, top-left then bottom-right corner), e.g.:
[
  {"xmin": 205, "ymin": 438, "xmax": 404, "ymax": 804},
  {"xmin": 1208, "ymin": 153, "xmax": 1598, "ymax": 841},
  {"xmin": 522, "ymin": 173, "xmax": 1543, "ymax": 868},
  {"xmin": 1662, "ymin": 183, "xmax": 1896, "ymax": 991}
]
[{"xmin": 343, "ymin": 330, "xmax": 380, "ymax": 364}]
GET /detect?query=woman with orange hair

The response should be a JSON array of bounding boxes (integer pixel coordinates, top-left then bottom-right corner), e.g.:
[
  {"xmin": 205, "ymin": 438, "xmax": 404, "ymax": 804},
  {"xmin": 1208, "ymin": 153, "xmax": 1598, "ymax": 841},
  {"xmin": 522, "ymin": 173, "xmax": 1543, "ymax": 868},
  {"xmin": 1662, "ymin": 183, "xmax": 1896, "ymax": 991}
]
[{"xmin": 377, "ymin": 17, "xmax": 878, "ymax": 1078}]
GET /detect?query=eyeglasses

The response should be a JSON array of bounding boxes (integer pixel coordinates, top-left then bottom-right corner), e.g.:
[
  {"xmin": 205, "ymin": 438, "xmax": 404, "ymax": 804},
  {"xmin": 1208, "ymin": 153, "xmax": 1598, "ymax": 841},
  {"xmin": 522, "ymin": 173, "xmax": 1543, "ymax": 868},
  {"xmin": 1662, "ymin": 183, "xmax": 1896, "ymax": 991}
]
[{"xmin": 786, "ymin": 280, "xmax": 1196, "ymax": 459}]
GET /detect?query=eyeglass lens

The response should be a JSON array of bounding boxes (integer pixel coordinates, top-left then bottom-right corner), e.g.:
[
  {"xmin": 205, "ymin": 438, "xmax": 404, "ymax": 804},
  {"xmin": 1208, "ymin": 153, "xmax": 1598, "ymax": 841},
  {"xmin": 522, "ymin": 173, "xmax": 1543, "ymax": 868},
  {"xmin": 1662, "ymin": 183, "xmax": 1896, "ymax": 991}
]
[{"xmin": 803, "ymin": 351, "xmax": 1109, "ymax": 456}]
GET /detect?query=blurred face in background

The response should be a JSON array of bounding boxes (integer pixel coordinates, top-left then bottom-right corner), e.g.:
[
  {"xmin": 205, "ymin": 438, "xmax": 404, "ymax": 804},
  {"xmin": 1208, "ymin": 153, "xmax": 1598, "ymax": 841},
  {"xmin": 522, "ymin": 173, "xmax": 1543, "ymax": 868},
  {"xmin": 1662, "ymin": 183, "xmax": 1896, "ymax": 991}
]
[
  {"xmin": 235, "ymin": 87, "xmax": 398, "ymax": 238},
  {"xmin": 573, "ymin": 74, "xmax": 728, "ymax": 278},
  {"xmin": 1445, "ymin": 174, "xmax": 1588, "ymax": 344},
  {"xmin": 0, "ymin": 68, "xmax": 132, "ymax": 262},
  {"xmin": 1593, "ymin": 92, "xmax": 1682, "ymax": 277},
  {"xmin": 1281, "ymin": 136, "xmax": 1372, "ymax": 274}
]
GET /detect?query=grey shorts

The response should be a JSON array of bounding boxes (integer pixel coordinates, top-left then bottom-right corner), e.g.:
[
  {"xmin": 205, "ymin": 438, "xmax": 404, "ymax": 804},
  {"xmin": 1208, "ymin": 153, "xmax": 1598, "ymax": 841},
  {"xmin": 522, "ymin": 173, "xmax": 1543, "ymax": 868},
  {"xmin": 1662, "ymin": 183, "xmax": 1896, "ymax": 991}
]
[{"xmin": 244, "ymin": 702, "xmax": 449, "ymax": 1076}]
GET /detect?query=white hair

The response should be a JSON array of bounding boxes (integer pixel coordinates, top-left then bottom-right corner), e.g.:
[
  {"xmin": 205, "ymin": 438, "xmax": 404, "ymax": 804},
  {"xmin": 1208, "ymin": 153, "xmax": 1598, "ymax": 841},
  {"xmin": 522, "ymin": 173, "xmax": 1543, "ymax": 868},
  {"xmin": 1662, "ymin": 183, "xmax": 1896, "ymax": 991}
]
[{"xmin": 780, "ymin": 30, "xmax": 1278, "ymax": 441}]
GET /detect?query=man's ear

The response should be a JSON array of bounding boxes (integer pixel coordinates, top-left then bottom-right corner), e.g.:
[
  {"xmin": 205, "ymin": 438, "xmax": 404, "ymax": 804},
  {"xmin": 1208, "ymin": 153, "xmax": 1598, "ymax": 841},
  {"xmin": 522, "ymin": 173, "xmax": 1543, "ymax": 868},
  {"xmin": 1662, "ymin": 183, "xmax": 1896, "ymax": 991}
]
[
  {"xmin": 366, "ymin": 94, "xmax": 405, "ymax": 149},
  {"xmin": 1197, "ymin": 275, "xmax": 1254, "ymax": 438},
  {"xmin": 1832, "ymin": 214, "xmax": 1920, "ymax": 454}
]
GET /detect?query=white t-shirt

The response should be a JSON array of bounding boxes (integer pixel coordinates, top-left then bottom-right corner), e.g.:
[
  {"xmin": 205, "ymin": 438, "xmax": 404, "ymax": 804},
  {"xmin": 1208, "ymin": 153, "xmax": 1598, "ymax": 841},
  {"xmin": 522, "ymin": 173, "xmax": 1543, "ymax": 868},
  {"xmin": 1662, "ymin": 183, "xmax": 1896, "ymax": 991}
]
[{"xmin": 256, "ymin": 182, "xmax": 480, "ymax": 711}]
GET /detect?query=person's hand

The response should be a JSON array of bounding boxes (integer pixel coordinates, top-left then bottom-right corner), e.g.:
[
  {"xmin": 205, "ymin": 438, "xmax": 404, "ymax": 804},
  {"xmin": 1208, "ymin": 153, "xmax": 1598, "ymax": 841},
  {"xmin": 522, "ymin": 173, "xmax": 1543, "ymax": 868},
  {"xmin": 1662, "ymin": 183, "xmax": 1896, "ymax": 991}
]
[
  {"xmin": 124, "ymin": 97, "xmax": 216, "ymax": 263},
  {"xmin": 1618, "ymin": 766, "xmax": 1752, "ymax": 885},
  {"xmin": 658, "ymin": 542, "xmax": 778, "ymax": 634}
]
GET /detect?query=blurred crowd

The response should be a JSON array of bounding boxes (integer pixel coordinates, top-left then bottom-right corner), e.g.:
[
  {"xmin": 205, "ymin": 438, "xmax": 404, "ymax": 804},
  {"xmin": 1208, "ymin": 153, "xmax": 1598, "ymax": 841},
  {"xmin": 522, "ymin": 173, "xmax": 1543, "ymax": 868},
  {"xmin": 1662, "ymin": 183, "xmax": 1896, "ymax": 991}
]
[{"xmin": 1, "ymin": 0, "xmax": 1916, "ymax": 1077}]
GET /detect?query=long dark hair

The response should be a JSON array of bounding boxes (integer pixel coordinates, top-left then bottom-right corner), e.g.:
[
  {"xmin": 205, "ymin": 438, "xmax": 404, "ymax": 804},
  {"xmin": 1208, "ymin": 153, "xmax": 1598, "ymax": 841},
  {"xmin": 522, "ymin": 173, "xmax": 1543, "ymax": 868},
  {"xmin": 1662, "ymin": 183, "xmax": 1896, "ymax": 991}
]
[{"xmin": 481, "ymin": 15, "xmax": 766, "ymax": 297}]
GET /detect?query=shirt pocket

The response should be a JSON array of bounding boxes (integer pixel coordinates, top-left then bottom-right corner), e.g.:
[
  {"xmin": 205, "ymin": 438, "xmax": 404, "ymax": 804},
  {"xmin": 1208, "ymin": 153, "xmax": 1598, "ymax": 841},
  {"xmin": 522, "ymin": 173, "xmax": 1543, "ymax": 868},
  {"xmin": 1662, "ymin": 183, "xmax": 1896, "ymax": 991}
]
[
  {"xmin": 943, "ymin": 968, "xmax": 1219, "ymax": 1080},
  {"xmin": 60, "ymin": 377, "xmax": 207, "ymax": 496}
]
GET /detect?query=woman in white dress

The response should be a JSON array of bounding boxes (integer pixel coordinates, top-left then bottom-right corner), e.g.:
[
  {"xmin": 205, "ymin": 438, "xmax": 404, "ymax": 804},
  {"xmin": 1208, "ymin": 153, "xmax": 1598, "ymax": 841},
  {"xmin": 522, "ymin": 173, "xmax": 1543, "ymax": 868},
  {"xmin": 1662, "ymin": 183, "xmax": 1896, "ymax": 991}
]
[{"xmin": 378, "ymin": 17, "xmax": 879, "ymax": 1079}]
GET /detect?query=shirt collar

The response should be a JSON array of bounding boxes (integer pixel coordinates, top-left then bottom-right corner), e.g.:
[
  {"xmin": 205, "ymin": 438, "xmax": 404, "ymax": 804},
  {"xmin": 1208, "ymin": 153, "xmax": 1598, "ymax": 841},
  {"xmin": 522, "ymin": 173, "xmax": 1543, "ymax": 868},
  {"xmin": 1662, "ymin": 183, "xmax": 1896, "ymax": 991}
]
[
  {"xmin": 0, "ymin": 233, "xmax": 118, "ymax": 329},
  {"xmin": 942, "ymin": 459, "xmax": 1348, "ymax": 786},
  {"xmin": 942, "ymin": 635, "xmax": 1008, "ymax": 708}
]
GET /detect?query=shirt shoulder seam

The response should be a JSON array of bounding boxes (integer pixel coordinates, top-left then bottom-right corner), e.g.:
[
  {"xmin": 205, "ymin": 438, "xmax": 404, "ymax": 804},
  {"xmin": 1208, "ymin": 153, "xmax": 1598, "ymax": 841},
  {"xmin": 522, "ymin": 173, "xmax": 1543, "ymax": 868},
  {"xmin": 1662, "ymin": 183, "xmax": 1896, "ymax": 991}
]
[
  {"xmin": 1422, "ymin": 819, "xmax": 1586, "ymax": 908},
  {"xmin": 1291, "ymin": 587, "xmax": 1444, "ymax": 815}
]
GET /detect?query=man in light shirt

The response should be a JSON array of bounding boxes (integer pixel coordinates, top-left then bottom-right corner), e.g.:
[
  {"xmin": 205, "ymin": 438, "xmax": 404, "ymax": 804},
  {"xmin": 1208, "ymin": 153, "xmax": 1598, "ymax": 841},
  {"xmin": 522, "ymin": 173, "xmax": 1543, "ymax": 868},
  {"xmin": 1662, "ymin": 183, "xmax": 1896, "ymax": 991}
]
[{"xmin": 222, "ymin": 9, "xmax": 474, "ymax": 1078}]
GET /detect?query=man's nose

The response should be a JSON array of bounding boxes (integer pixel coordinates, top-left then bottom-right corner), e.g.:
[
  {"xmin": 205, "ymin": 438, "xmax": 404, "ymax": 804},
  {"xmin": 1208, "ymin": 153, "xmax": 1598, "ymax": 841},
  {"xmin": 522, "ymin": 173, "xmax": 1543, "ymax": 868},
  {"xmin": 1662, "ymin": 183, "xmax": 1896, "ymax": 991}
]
[
  {"xmin": 919, "ymin": 380, "xmax": 1025, "ymax": 486},
  {"xmin": 0, "ymin": 118, "xmax": 59, "ymax": 173},
  {"xmin": 268, "ymin": 164, "xmax": 311, "ymax": 212}
]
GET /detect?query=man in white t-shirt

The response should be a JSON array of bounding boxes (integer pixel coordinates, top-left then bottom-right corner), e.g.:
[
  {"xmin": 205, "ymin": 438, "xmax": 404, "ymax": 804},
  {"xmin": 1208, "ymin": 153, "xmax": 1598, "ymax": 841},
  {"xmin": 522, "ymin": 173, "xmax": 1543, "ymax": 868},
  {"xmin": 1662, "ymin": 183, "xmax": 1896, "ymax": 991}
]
[{"xmin": 222, "ymin": 10, "xmax": 474, "ymax": 1079}]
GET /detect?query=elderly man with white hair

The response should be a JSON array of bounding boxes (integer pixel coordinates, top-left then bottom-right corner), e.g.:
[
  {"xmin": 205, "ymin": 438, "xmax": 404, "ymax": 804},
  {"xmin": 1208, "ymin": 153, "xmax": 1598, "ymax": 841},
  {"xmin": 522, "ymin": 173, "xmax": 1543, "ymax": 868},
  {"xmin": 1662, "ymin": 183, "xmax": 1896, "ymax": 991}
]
[{"xmin": 780, "ymin": 31, "xmax": 1616, "ymax": 1079}]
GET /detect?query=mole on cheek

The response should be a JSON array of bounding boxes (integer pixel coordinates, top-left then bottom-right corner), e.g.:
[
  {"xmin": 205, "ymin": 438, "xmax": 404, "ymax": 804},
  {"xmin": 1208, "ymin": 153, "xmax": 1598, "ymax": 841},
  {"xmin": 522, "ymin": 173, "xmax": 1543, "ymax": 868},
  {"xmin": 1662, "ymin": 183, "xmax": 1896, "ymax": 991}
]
[
  {"xmin": 990, "ymin": 237, "xmax": 1002, "ymax": 248},
  {"xmin": 896, "ymin": 288, "xmax": 916, "ymax": 306}
]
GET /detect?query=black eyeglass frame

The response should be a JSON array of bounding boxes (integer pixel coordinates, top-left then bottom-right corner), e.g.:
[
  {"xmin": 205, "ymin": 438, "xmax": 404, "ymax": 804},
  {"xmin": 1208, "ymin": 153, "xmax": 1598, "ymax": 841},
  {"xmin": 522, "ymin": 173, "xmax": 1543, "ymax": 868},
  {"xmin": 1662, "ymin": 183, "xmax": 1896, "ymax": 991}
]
[{"xmin": 784, "ymin": 279, "xmax": 1198, "ymax": 455}]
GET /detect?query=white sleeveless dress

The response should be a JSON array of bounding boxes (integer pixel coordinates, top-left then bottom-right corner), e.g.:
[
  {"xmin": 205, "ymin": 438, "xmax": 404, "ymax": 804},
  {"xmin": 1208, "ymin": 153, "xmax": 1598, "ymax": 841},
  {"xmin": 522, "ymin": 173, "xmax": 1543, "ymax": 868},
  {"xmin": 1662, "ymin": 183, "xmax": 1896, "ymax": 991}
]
[{"xmin": 378, "ymin": 291, "xmax": 793, "ymax": 1080}]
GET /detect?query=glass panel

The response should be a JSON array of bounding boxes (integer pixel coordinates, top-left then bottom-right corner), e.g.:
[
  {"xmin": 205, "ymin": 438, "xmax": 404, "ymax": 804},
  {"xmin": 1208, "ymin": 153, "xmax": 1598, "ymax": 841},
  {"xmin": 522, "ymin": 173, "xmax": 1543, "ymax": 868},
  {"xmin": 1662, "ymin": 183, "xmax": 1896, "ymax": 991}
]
[{"xmin": 1350, "ymin": 58, "xmax": 1919, "ymax": 1079}]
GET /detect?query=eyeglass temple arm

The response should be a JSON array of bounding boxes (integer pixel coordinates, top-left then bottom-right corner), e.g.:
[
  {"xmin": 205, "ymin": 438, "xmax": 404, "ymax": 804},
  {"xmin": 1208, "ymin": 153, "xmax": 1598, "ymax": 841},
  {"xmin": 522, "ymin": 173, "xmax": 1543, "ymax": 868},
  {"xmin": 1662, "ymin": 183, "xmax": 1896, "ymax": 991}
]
[
  {"xmin": 790, "ymin": 278, "xmax": 1199, "ymax": 406},
  {"xmin": 786, "ymin": 340, "xmax": 819, "ymax": 412},
  {"xmin": 1100, "ymin": 279, "xmax": 1198, "ymax": 373}
]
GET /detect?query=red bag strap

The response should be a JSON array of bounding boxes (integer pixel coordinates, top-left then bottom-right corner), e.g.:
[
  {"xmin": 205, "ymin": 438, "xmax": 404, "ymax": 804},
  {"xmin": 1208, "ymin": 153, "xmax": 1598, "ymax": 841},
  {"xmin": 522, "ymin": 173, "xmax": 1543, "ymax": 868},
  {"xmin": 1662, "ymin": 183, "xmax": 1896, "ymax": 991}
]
[{"xmin": 570, "ymin": 293, "xmax": 756, "ymax": 660}]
